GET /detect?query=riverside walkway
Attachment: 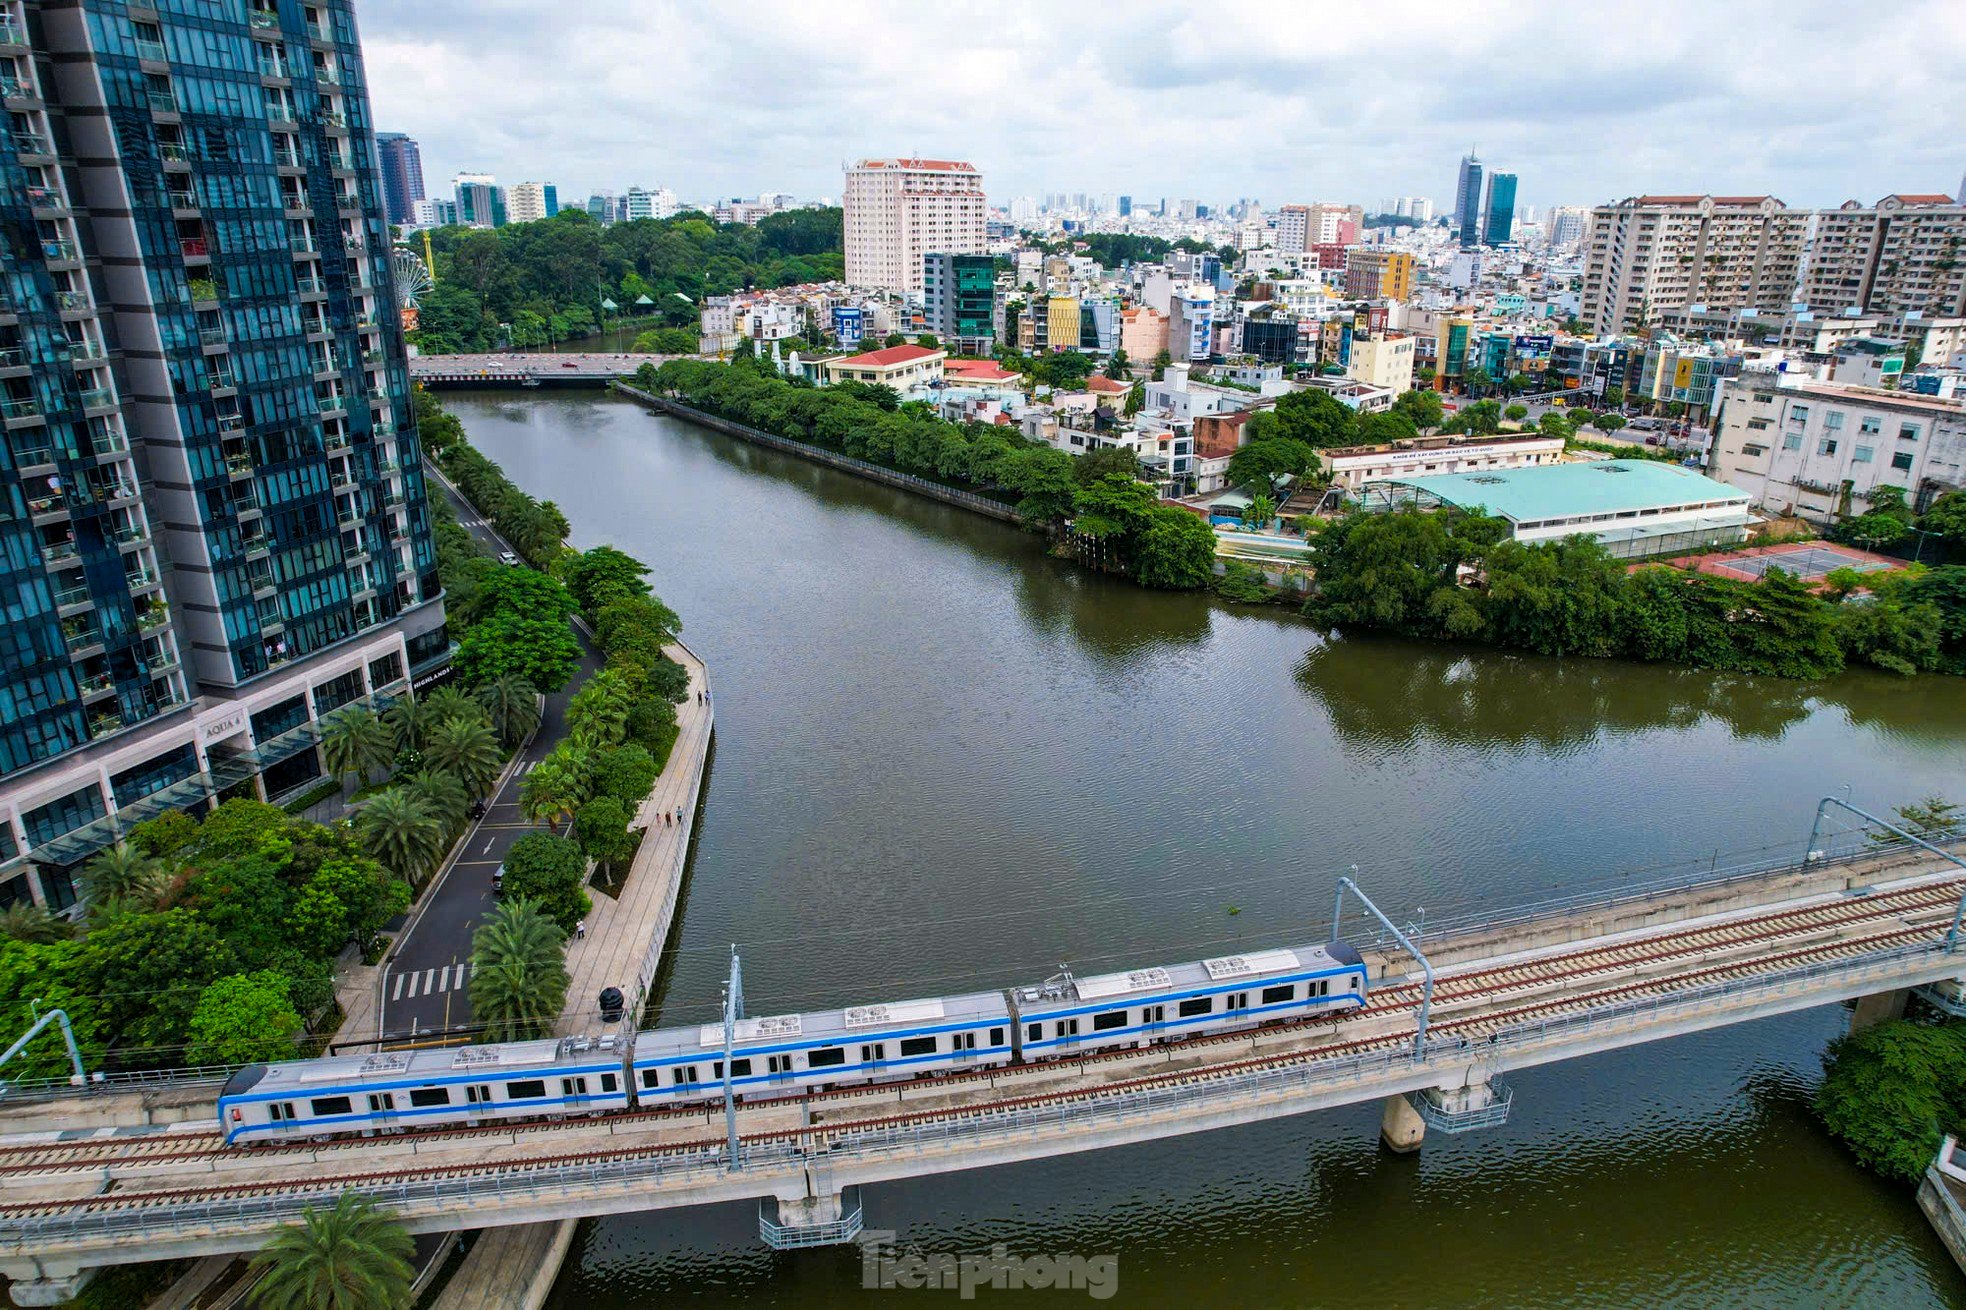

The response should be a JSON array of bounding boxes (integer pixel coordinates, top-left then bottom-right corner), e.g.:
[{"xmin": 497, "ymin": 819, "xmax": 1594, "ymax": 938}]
[{"xmin": 2, "ymin": 813, "xmax": 1963, "ymax": 1301}]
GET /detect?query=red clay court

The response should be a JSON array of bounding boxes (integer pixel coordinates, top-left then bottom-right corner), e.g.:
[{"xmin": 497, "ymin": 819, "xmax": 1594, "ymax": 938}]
[{"xmin": 1653, "ymin": 540, "xmax": 1901, "ymax": 587}]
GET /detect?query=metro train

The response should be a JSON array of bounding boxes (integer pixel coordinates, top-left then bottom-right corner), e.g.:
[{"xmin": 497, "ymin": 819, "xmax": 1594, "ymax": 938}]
[{"xmin": 218, "ymin": 939, "xmax": 1367, "ymax": 1146}]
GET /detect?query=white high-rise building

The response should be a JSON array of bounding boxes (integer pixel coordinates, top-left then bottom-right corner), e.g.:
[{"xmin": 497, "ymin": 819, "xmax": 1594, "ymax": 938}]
[
  {"xmin": 843, "ymin": 158, "xmax": 986, "ymax": 293},
  {"xmin": 623, "ymin": 186, "xmax": 680, "ymax": 221},
  {"xmin": 1009, "ymin": 195, "xmax": 1039, "ymax": 222},
  {"xmin": 505, "ymin": 181, "xmax": 555, "ymax": 224},
  {"xmin": 1408, "ymin": 197, "xmax": 1434, "ymax": 223}
]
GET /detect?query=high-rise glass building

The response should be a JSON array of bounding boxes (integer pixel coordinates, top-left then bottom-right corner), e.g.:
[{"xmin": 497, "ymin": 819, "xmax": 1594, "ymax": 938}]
[
  {"xmin": 452, "ymin": 172, "xmax": 503, "ymax": 228},
  {"xmin": 374, "ymin": 130, "xmax": 423, "ymax": 226},
  {"xmin": 1453, "ymin": 153, "xmax": 1483, "ymax": 246},
  {"xmin": 921, "ymin": 252, "xmax": 994, "ymax": 355},
  {"xmin": 0, "ymin": 0, "xmax": 448, "ymax": 911},
  {"xmin": 1484, "ymin": 172, "xmax": 1518, "ymax": 246}
]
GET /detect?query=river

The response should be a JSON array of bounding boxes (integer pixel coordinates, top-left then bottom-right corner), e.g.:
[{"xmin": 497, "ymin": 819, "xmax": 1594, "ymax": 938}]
[{"xmin": 442, "ymin": 389, "xmax": 1966, "ymax": 1308}]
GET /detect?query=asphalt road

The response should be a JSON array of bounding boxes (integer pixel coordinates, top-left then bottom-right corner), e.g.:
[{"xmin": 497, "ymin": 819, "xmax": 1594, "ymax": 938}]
[{"xmin": 376, "ymin": 469, "xmax": 601, "ymax": 1040}]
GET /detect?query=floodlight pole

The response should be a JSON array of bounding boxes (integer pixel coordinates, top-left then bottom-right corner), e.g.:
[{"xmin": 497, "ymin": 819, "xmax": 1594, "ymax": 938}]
[
  {"xmin": 1805, "ymin": 796, "xmax": 1966, "ymax": 948},
  {"xmin": 722, "ymin": 945, "xmax": 744, "ymax": 1170},
  {"xmin": 0, "ymin": 1002, "xmax": 86, "ymax": 1086},
  {"xmin": 1333, "ymin": 871, "xmax": 1435, "ymax": 1058}
]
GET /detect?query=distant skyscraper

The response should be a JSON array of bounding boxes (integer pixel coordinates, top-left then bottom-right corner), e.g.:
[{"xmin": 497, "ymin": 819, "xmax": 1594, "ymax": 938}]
[
  {"xmin": 506, "ymin": 181, "xmax": 558, "ymax": 224},
  {"xmin": 1118, "ymin": 195, "xmax": 1132, "ymax": 217},
  {"xmin": 0, "ymin": 0, "xmax": 446, "ymax": 911},
  {"xmin": 1483, "ymin": 173, "xmax": 1518, "ymax": 246},
  {"xmin": 1454, "ymin": 153, "xmax": 1484, "ymax": 245},
  {"xmin": 375, "ymin": 131, "xmax": 424, "ymax": 226},
  {"xmin": 452, "ymin": 172, "xmax": 504, "ymax": 227},
  {"xmin": 1409, "ymin": 197, "xmax": 1435, "ymax": 223},
  {"xmin": 842, "ymin": 158, "xmax": 985, "ymax": 293}
]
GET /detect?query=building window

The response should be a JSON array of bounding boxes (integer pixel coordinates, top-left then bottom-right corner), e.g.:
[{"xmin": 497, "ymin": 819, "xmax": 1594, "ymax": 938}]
[
  {"xmin": 1892, "ymin": 451, "xmax": 1914, "ymax": 471},
  {"xmin": 1824, "ymin": 411, "xmax": 1844, "ymax": 430},
  {"xmin": 23, "ymin": 785, "xmax": 106, "ymax": 847},
  {"xmin": 1788, "ymin": 405, "xmax": 1809, "ymax": 423},
  {"xmin": 1782, "ymin": 434, "xmax": 1802, "ymax": 450},
  {"xmin": 1859, "ymin": 417, "xmax": 1881, "ymax": 436},
  {"xmin": 1853, "ymin": 445, "xmax": 1874, "ymax": 463},
  {"xmin": 1818, "ymin": 438, "xmax": 1838, "ymax": 457},
  {"xmin": 1899, "ymin": 423, "xmax": 1921, "ymax": 442}
]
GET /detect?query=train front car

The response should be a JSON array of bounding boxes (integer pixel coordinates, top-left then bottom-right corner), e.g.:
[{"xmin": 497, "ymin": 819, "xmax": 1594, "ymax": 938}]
[
  {"xmin": 217, "ymin": 1037, "xmax": 631, "ymax": 1145},
  {"xmin": 629, "ymin": 990, "xmax": 1015, "ymax": 1108},
  {"xmin": 1009, "ymin": 941, "xmax": 1368, "ymax": 1062}
]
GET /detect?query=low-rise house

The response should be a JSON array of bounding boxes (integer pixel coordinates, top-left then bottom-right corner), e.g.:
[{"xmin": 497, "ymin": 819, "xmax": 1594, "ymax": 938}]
[{"xmin": 818, "ymin": 343, "xmax": 947, "ymax": 392}]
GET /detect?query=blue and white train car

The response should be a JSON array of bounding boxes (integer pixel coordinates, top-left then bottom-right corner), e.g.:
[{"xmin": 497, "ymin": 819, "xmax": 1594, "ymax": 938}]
[
  {"xmin": 1009, "ymin": 941, "xmax": 1367, "ymax": 1061},
  {"xmin": 630, "ymin": 990, "xmax": 1017, "ymax": 1107},
  {"xmin": 217, "ymin": 1036, "xmax": 630, "ymax": 1145}
]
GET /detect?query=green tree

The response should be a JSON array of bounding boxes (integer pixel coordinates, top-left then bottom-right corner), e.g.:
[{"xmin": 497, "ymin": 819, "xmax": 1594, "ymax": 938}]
[
  {"xmin": 424, "ymin": 716, "xmax": 504, "ymax": 798},
  {"xmin": 186, "ymin": 971, "xmax": 302, "ymax": 1066},
  {"xmin": 566, "ymin": 669, "xmax": 635, "ymax": 749},
  {"xmin": 1243, "ymin": 493, "xmax": 1277, "ymax": 528},
  {"xmin": 1123, "ymin": 380, "xmax": 1145, "ymax": 417},
  {"xmin": 469, "ymin": 897, "xmax": 569, "ymax": 1043},
  {"xmin": 454, "ymin": 609, "xmax": 581, "ymax": 692},
  {"xmin": 575, "ymin": 796, "xmax": 637, "ymax": 877},
  {"xmin": 1602, "ymin": 385, "xmax": 1625, "ymax": 408},
  {"xmin": 1225, "ymin": 437, "xmax": 1317, "ymax": 489},
  {"xmin": 1390, "ymin": 389, "xmax": 1445, "ymax": 432},
  {"xmin": 557, "ymin": 546, "xmax": 654, "ymax": 620},
  {"xmin": 1538, "ymin": 411, "xmax": 1571, "ymax": 438},
  {"xmin": 1920, "ymin": 491, "xmax": 1966, "ymax": 544},
  {"xmin": 1134, "ymin": 508, "xmax": 1218, "ymax": 590},
  {"xmin": 1503, "ymin": 404, "xmax": 1529, "ymax": 423},
  {"xmin": 1835, "ymin": 511, "xmax": 1911, "ymax": 550},
  {"xmin": 1355, "ymin": 411, "xmax": 1420, "ymax": 447},
  {"xmin": 1594, "ymin": 413, "xmax": 1627, "ymax": 434},
  {"xmin": 1815, "ymin": 1019, "xmax": 1966, "ymax": 1184},
  {"xmin": 475, "ymin": 673, "xmax": 541, "ymax": 748},
  {"xmin": 1151, "ymin": 348, "xmax": 1172, "ymax": 380},
  {"xmin": 248, "ymin": 1192, "xmax": 416, "ymax": 1310},
  {"xmin": 1105, "ymin": 347, "xmax": 1130, "ymax": 378},
  {"xmin": 916, "ymin": 333, "xmax": 939, "ymax": 351},
  {"xmin": 1074, "ymin": 445, "xmax": 1141, "ymax": 487},
  {"xmin": 0, "ymin": 903, "xmax": 74, "ymax": 944},
  {"xmin": 357, "ymin": 789, "xmax": 446, "ymax": 885},
  {"xmin": 319, "ymin": 707, "xmax": 393, "ymax": 790},
  {"xmin": 519, "ymin": 752, "xmax": 588, "ymax": 831},
  {"xmin": 1263, "ymin": 387, "xmax": 1359, "ymax": 449},
  {"xmin": 78, "ymin": 908, "xmax": 235, "ymax": 1065},
  {"xmin": 403, "ymin": 771, "xmax": 471, "ymax": 838},
  {"xmin": 500, "ymin": 832, "xmax": 592, "ymax": 935},
  {"xmin": 79, "ymin": 842, "xmax": 164, "ymax": 907},
  {"xmin": 883, "ymin": 332, "xmax": 907, "ymax": 348},
  {"xmin": 381, "ymin": 696, "xmax": 436, "ymax": 755}
]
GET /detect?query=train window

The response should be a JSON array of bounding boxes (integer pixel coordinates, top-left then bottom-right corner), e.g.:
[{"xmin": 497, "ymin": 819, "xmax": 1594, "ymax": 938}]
[
  {"xmin": 1225, "ymin": 992, "xmax": 1248, "ymax": 1011},
  {"xmin": 1316, "ymin": 979, "xmax": 1329, "ymax": 997},
  {"xmin": 808, "ymin": 1047, "xmax": 846, "ymax": 1068},
  {"xmin": 367, "ymin": 1093, "xmax": 395, "ymax": 1113},
  {"xmin": 269, "ymin": 1102, "xmax": 294, "ymax": 1122},
  {"xmin": 1054, "ymin": 1019, "xmax": 1079, "ymax": 1038},
  {"xmin": 408, "ymin": 1088, "xmax": 450, "ymax": 1108},
  {"xmin": 1144, "ymin": 1005, "xmax": 1164, "ymax": 1024},
  {"xmin": 600, "ymin": 1073, "xmax": 618, "ymax": 1092},
  {"xmin": 1262, "ymin": 985, "xmax": 1294, "ymax": 1005},
  {"xmin": 899, "ymin": 1037, "xmax": 936, "ymax": 1058},
  {"xmin": 507, "ymin": 1080, "xmax": 547, "ymax": 1100},
  {"xmin": 1025, "ymin": 1023, "xmax": 1040, "ymax": 1042},
  {"xmin": 710, "ymin": 1058, "xmax": 752, "ymax": 1079},
  {"xmin": 664, "ymin": 1066, "xmax": 696, "ymax": 1087},
  {"xmin": 466, "ymin": 1085, "xmax": 492, "ymax": 1104},
  {"xmin": 953, "ymin": 1031, "xmax": 977, "ymax": 1052},
  {"xmin": 309, "ymin": 1096, "xmax": 352, "ymax": 1117},
  {"xmin": 860, "ymin": 1044, "xmax": 886, "ymax": 1063},
  {"xmin": 561, "ymin": 1077, "xmax": 588, "ymax": 1097},
  {"xmin": 767, "ymin": 1055, "xmax": 793, "ymax": 1076},
  {"xmin": 1093, "ymin": 1010, "xmax": 1127, "ymax": 1032},
  {"xmin": 1177, "ymin": 998, "xmax": 1211, "ymax": 1019},
  {"xmin": 990, "ymin": 1028, "xmax": 1004, "ymax": 1046}
]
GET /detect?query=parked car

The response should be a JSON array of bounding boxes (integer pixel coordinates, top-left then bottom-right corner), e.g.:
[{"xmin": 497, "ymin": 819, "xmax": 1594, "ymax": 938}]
[
  {"xmin": 492, "ymin": 862, "xmax": 505, "ymax": 897},
  {"xmin": 498, "ymin": 550, "xmax": 519, "ymax": 566}
]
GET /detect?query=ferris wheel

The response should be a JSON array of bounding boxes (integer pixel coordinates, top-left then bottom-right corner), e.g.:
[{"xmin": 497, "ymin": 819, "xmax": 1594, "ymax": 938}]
[{"xmin": 392, "ymin": 247, "xmax": 432, "ymax": 309}]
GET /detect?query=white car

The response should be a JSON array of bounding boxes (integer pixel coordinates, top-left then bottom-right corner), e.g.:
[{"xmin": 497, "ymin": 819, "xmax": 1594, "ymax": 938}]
[{"xmin": 498, "ymin": 550, "xmax": 519, "ymax": 566}]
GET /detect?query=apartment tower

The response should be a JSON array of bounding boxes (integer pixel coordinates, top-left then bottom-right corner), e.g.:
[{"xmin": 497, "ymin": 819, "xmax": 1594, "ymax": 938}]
[
  {"xmin": 1579, "ymin": 195, "xmax": 1809, "ymax": 335},
  {"xmin": 0, "ymin": 0, "xmax": 447, "ymax": 910},
  {"xmin": 842, "ymin": 158, "xmax": 985, "ymax": 294},
  {"xmin": 1798, "ymin": 194, "xmax": 1966, "ymax": 318}
]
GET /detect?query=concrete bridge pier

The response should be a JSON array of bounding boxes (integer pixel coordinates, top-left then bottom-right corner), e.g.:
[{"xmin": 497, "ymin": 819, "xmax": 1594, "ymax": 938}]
[
  {"xmin": 1850, "ymin": 987, "xmax": 1910, "ymax": 1032},
  {"xmin": 758, "ymin": 1181, "xmax": 865, "ymax": 1249},
  {"xmin": 1, "ymin": 1258, "xmax": 95, "ymax": 1305},
  {"xmin": 1379, "ymin": 1094, "xmax": 1426, "ymax": 1154}
]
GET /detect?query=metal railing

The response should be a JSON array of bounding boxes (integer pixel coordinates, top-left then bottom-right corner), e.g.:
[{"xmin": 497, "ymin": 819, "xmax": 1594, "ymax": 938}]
[{"xmin": 1, "ymin": 936, "xmax": 1952, "ymax": 1247}]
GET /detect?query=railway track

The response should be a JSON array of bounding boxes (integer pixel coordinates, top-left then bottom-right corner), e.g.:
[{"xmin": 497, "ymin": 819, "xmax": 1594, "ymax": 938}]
[
  {"xmin": 2, "ymin": 879, "xmax": 1955, "ymax": 1192},
  {"xmin": 1, "ymin": 884, "xmax": 1952, "ymax": 1223}
]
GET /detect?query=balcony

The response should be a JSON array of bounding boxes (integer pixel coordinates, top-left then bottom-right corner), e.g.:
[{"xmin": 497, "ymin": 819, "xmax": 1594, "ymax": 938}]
[
  {"xmin": 294, "ymin": 274, "xmax": 324, "ymax": 296},
  {"xmin": 305, "ymin": 19, "xmax": 330, "ymax": 41},
  {"xmin": 159, "ymin": 142, "xmax": 191, "ymax": 164},
  {"xmin": 249, "ymin": 8, "xmax": 278, "ymax": 29},
  {"xmin": 2, "ymin": 396, "xmax": 42, "ymax": 421},
  {"xmin": 136, "ymin": 605, "xmax": 168, "ymax": 632},
  {"xmin": 126, "ymin": 566, "xmax": 159, "ymax": 591},
  {"xmin": 242, "ymin": 532, "xmax": 271, "ymax": 558},
  {"xmin": 273, "ymin": 146, "xmax": 300, "ymax": 169},
  {"xmin": 145, "ymin": 90, "xmax": 178, "ymax": 116},
  {"xmin": 179, "ymin": 236, "xmax": 209, "ymax": 260},
  {"xmin": 289, "ymin": 237, "xmax": 317, "ymax": 255},
  {"xmin": 25, "ymin": 185, "xmax": 61, "ymax": 210},
  {"xmin": 142, "ymin": 645, "xmax": 179, "ymax": 675},
  {"xmin": 54, "ymin": 289, "xmax": 90, "ymax": 311},
  {"xmin": 41, "ymin": 239, "xmax": 78, "ymax": 263},
  {"xmin": 68, "ymin": 339, "xmax": 105, "ymax": 362},
  {"xmin": 13, "ymin": 443, "xmax": 53, "ymax": 467},
  {"xmin": 41, "ymin": 540, "xmax": 79, "ymax": 566},
  {"xmin": 135, "ymin": 37, "xmax": 168, "ymax": 62},
  {"xmin": 13, "ymin": 131, "xmax": 51, "ymax": 157},
  {"xmin": 79, "ymin": 386, "xmax": 117, "ymax": 410},
  {"xmin": 110, "ymin": 524, "xmax": 148, "ymax": 548},
  {"xmin": 324, "ymin": 430, "xmax": 349, "ymax": 451},
  {"xmin": 63, "ymin": 622, "xmax": 102, "ymax": 655},
  {"xmin": 90, "ymin": 429, "xmax": 127, "ymax": 457},
  {"xmin": 53, "ymin": 583, "xmax": 92, "ymax": 609},
  {"xmin": 205, "ymin": 368, "xmax": 237, "ymax": 392},
  {"xmin": 224, "ymin": 451, "xmax": 254, "ymax": 477},
  {"xmin": 317, "ymin": 394, "xmax": 347, "ymax": 416},
  {"xmin": 197, "ymin": 325, "xmax": 227, "ymax": 348},
  {"xmin": 1, "ymin": 16, "xmax": 30, "ymax": 45},
  {"xmin": 0, "ymin": 75, "xmax": 25, "ymax": 99},
  {"xmin": 0, "ymin": 347, "xmax": 25, "ymax": 371},
  {"xmin": 78, "ymin": 671, "xmax": 115, "ymax": 698},
  {"xmin": 88, "ymin": 713, "xmax": 124, "ymax": 741},
  {"xmin": 257, "ymin": 55, "xmax": 289, "ymax": 80}
]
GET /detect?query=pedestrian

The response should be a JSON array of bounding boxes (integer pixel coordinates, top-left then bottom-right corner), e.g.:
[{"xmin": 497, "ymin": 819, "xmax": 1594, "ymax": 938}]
[
  {"xmin": 576, "ymin": 919, "xmax": 586, "ymax": 939},
  {"xmin": 675, "ymin": 806, "xmax": 684, "ymax": 825}
]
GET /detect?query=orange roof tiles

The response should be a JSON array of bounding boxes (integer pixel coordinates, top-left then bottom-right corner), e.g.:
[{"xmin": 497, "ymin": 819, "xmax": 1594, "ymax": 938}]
[{"xmin": 832, "ymin": 344, "xmax": 943, "ymax": 368}]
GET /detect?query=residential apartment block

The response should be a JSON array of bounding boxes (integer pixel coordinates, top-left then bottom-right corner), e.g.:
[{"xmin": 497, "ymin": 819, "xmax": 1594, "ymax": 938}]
[
  {"xmin": 1579, "ymin": 195, "xmax": 1809, "ymax": 335},
  {"xmin": 842, "ymin": 158, "xmax": 985, "ymax": 294},
  {"xmin": 0, "ymin": 0, "xmax": 446, "ymax": 911},
  {"xmin": 1343, "ymin": 249, "xmax": 1415, "ymax": 301},
  {"xmin": 1798, "ymin": 195, "xmax": 1966, "ymax": 319},
  {"xmin": 504, "ymin": 181, "xmax": 558, "ymax": 224},
  {"xmin": 1711, "ymin": 376, "xmax": 1966, "ymax": 522}
]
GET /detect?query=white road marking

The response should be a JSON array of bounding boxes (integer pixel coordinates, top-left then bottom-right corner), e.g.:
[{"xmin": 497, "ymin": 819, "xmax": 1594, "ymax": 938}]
[
  {"xmin": 391, "ymin": 972, "xmax": 405, "ymax": 1000},
  {"xmin": 480, "ymin": 837, "xmax": 493, "ymax": 854},
  {"xmin": 422, "ymin": 968, "xmax": 436, "ymax": 995},
  {"xmin": 438, "ymin": 965, "xmax": 450, "ymax": 992},
  {"xmin": 403, "ymin": 972, "xmax": 419, "ymax": 999}
]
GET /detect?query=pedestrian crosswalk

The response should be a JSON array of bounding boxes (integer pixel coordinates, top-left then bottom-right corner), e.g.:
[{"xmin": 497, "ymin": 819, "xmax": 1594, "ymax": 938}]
[{"xmin": 391, "ymin": 963, "xmax": 475, "ymax": 1001}]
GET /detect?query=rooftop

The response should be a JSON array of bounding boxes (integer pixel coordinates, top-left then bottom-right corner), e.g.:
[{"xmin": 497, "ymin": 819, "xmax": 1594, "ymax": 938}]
[
  {"xmin": 854, "ymin": 158, "xmax": 978, "ymax": 173},
  {"xmin": 830, "ymin": 344, "xmax": 945, "ymax": 369},
  {"xmin": 1388, "ymin": 460, "xmax": 1748, "ymax": 523},
  {"xmin": 942, "ymin": 359, "xmax": 1021, "ymax": 383}
]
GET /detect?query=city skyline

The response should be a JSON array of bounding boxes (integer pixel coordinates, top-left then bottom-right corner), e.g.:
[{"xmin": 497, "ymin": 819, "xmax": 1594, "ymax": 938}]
[{"xmin": 361, "ymin": 0, "xmax": 1966, "ymax": 213}]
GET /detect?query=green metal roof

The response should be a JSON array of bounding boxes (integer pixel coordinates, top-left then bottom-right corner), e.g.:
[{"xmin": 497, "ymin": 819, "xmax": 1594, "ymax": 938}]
[{"xmin": 1386, "ymin": 460, "xmax": 1748, "ymax": 524}]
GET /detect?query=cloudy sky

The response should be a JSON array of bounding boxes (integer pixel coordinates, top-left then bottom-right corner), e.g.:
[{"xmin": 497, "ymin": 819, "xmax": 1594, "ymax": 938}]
[{"xmin": 358, "ymin": 0, "xmax": 1966, "ymax": 213}]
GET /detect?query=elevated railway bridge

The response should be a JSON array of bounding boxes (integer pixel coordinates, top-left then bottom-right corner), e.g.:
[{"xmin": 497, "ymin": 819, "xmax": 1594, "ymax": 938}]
[{"xmin": 2, "ymin": 800, "xmax": 1963, "ymax": 1302}]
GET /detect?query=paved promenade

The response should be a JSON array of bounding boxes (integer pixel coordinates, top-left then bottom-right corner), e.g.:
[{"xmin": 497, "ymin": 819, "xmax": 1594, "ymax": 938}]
[{"xmin": 558, "ymin": 637, "xmax": 712, "ymax": 1034}]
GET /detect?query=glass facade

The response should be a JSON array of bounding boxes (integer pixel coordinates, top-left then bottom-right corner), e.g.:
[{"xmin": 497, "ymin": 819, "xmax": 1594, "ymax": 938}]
[
  {"xmin": 1484, "ymin": 173, "xmax": 1517, "ymax": 247},
  {"xmin": 922, "ymin": 253, "xmax": 995, "ymax": 352},
  {"xmin": 0, "ymin": 0, "xmax": 446, "ymax": 907}
]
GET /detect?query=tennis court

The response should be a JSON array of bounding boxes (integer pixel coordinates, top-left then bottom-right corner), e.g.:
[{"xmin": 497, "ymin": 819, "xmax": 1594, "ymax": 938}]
[{"xmin": 1671, "ymin": 540, "xmax": 1899, "ymax": 585}]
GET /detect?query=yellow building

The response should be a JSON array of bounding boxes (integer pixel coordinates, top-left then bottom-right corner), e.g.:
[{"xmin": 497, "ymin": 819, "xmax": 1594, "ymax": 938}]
[
  {"xmin": 1046, "ymin": 296, "xmax": 1081, "ymax": 351},
  {"xmin": 1344, "ymin": 249, "xmax": 1415, "ymax": 301},
  {"xmin": 1348, "ymin": 334, "xmax": 1416, "ymax": 393}
]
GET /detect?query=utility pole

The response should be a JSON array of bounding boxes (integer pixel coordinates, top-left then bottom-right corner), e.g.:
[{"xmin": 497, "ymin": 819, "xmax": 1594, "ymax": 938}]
[{"xmin": 722, "ymin": 946, "xmax": 743, "ymax": 1170}]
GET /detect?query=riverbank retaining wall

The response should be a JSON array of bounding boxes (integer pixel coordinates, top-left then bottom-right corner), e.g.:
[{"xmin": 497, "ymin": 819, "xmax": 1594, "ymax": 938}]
[{"xmin": 613, "ymin": 383, "xmax": 1025, "ymax": 525}]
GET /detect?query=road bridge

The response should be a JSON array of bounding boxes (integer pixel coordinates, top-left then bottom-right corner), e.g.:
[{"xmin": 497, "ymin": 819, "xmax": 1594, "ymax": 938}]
[
  {"xmin": 409, "ymin": 353, "xmax": 678, "ymax": 388},
  {"xmin": 1, "ymin": 808, "xmax": 1962, "ymax": 1302}
]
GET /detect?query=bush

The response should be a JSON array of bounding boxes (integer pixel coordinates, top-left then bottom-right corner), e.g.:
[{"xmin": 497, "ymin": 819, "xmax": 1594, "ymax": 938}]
[
  {"xmin": 1215, "ymin": 561, "xmax": 1277, "ymax": 604},
  {"xmin": 498, "ymin": 833, "xmax": 591, "ymax": 933},
  {"xmin": 1815, "ymin": 1018, "xmax": 1966, "ymax": 1184}
]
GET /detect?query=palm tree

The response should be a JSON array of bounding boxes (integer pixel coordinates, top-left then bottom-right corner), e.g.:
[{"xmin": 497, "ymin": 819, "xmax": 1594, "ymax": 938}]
[
  {"xmin": 419, "ymin": 685, "xmax": 482, "ymax": 731},
  {"xmin": 382, "ymin": 696, "xmax": 434, "ymax": 754},
  {"xmin": 0, "ymin": 903, "xmax": 74, "ymax": 944},
  {"xmin": 469, "ymin": 897, "xmax": 569, "ymax": 1042},
  {"xmin": 424, "ymin": 716, "xmax": 503, "ymax": 798},
  {"xmin": 248, "ymin": 1191, "xmax": 414, "ymax": 1310},
  {"xmin": 79, "ymin": 841, "xmax": 161, "ymax": 904},
  {"xmin": 475, "ymin": 674, "xmax": 540, "ymax": 748},
  {"xmin": 403, "ymin": 772, "xmax": 469, "ymax": 840},
  {"xmin": 320, "ymin": 707, "xmax": 394, "ymax": 790},
  {"xmin": 565, "ymin": 670, "xmax": 631, "ymax": 748},
  {"xmin": 518, "ymin": 754, "xmax": 586, "ymax": 832},
  {"xmin": 357, "ymin": 789, "xmax": 446, "ymax": 885}
]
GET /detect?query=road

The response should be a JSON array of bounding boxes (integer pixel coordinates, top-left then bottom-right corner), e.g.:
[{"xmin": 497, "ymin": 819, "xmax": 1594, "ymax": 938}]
[
  {"xmin": 408, "ymin": 352, "xmax": 681, "ymax": 380},
  {"xmin": 377, "ymin": 468, "xmax": 602, "ymax": 1040}
]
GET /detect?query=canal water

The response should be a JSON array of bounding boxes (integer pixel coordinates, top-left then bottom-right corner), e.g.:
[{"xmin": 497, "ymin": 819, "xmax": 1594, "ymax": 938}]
[{"xmin": 443, "ymin": 390, "xmax": 1966, "ymax": 1308}]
